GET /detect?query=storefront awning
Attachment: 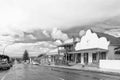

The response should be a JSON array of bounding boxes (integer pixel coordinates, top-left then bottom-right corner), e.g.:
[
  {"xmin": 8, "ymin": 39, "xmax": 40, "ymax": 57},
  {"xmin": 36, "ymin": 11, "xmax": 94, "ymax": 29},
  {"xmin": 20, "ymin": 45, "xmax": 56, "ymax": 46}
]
[{"xmin": 68, "ymin": 48, "xmax": 108, "ymax": 54}]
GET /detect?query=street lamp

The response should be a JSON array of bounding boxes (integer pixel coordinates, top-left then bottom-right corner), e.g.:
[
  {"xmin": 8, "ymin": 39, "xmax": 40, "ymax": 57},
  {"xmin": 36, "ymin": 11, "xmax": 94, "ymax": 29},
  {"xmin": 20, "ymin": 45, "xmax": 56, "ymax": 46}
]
[{"xmin": 3, "ymin": 43, "xmax": 14, "ymax": 55}]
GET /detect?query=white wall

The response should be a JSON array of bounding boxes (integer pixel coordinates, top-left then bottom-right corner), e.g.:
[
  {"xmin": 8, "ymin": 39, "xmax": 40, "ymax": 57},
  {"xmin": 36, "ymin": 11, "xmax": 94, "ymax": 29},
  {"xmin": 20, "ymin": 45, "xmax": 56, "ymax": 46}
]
[{"xmin": 100, "ymin": 60, "xmax": 120, "ymax": 70}]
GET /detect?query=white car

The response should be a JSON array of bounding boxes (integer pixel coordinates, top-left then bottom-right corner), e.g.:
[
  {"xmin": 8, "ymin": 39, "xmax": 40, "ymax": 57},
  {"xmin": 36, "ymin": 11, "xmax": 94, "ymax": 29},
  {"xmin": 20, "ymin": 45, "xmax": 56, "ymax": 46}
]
[{"xmin": 32, "ymin": 61, "xmax": 39, "ymax": 65}]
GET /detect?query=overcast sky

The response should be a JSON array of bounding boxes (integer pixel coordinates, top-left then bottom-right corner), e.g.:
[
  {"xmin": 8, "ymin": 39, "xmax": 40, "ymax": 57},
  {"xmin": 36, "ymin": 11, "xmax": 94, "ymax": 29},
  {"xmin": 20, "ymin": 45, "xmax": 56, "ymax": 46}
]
[{"xmin": 0, "ymin": 0, "xmax": 120, "ymax": 57}]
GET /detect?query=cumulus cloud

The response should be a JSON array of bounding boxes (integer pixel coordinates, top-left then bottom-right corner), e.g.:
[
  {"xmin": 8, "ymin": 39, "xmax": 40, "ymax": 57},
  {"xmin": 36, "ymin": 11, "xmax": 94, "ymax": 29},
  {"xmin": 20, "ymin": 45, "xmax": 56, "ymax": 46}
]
[
  {"xmin": 51, "ymin": 28, "xmax": 69, "ymax": 41},
  {"xmin": 79, "ymin": 30, "xmax": 86, "ymax": 37},
  {"xmin": 75, "ymin": 29, "xmax": 110, "ymax": 50}
]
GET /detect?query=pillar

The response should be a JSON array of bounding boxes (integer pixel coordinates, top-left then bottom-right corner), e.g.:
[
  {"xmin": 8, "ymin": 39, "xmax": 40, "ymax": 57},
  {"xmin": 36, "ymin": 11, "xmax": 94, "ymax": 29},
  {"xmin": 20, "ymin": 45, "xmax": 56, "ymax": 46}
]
[
  {"xmin": 88, "ymin": 53, "xmax": 92, "ymax": 64},
  {"xmin": 74, "ymin": 54, "xmax": 77, "ymax": 63},
  {"xmin": 97, "ymin": 52, "xmax": 100, "ymax": 63},
  {"xmin": 81, "ymin": 53, "xmax": 84, "ymax": 64}
]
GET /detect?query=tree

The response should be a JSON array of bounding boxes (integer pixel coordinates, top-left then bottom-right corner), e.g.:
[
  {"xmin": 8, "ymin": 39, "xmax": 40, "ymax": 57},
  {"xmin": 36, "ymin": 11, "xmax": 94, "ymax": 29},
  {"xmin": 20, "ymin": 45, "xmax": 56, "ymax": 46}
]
[{"xmin": 23, "ymin": 50, "xmax": 29, "ymax": 62}]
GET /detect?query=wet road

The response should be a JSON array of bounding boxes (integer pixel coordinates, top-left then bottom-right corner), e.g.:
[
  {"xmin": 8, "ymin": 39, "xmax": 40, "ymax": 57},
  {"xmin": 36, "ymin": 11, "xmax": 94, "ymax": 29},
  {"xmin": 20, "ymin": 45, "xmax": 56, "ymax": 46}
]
[
  {"xmin": 1, "ymin": 63, "xmax": 120, "ymax": 80},
  {"xmin": 0, "ymin": 70, "xmax": 9, "ymax": 80}
]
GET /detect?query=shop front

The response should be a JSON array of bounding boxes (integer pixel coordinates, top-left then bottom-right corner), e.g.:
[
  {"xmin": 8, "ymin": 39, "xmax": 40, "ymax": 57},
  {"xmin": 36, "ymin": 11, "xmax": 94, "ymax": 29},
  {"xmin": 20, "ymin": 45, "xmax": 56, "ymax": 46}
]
[{"xmin": 68, "ymin": 48, "xmax": 108, "ymax": 65}]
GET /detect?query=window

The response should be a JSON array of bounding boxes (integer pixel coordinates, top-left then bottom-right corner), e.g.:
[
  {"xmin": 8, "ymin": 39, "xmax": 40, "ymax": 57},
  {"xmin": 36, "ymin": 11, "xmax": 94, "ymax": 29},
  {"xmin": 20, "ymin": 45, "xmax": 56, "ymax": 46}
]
[
  {"xmin": 92, "ymin": 53, "xmax": 97, "ymax": 60},
  {"xmin": 100, "ymin": 52, "xmax": 106, "ymax": 59},
  {"xmin": 115, "ymin": 50, "xmax": 120, "ymax": 54}
]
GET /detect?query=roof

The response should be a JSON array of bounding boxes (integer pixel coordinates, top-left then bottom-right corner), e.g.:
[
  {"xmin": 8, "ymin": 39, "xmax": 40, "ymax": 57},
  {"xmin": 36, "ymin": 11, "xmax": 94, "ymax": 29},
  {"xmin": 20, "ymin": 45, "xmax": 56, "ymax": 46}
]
[{"xmin": 68, "ymin": 48, "xmax": 108, "ymax": 54}]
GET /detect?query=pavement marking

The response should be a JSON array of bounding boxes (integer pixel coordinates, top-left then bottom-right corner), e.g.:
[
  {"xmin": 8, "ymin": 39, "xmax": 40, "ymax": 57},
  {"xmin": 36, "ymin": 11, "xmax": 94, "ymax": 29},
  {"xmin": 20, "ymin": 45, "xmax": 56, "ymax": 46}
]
[
  {"xmin": 1, "ymin": 66, "xmax": 15, "ymax": 80},
  {"xmin": 59, "ymin": 78, "xmax": 64, "ymax": 80},
  {"xmin": 1, "ymin": 72, "xmax": 9, "ymax": 80}
]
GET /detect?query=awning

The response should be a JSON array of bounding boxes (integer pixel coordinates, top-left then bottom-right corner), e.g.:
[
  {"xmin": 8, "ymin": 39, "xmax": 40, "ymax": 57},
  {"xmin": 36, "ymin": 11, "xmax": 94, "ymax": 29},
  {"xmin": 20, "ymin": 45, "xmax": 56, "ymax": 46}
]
[{"xmin": 68, "ymin": 48, "xmax": 108, "ymax": 54}]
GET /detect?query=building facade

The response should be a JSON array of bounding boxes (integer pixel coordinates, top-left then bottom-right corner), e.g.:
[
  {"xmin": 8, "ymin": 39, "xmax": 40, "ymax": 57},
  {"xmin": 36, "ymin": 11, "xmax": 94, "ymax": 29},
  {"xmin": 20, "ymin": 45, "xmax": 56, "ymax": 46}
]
[{"xmin": 56, "ymin": 29, "xmax": 120, "ymax": 66}]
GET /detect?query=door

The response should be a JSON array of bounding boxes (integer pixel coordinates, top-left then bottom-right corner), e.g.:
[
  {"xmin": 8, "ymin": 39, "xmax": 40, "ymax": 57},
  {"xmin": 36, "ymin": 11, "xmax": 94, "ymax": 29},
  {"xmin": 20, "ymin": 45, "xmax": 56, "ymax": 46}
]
[
  {"xmin": 84, "ymin": 53, "xmax": 88, "ymax": 64},
  {"xmin": 77, "ymin": 53, "xmax": 81, "ymax": 63}
]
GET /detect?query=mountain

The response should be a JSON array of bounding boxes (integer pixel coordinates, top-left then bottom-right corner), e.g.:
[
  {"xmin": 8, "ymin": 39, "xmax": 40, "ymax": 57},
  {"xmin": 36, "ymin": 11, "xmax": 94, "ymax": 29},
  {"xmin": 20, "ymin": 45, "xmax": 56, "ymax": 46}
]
[
  {"xmin": 96, "ymin": 32, "xmax": 120, "ymax": 45},
  {"xmin": 64, "ymin": 26, "xmax": 120, "ymax": 45}
]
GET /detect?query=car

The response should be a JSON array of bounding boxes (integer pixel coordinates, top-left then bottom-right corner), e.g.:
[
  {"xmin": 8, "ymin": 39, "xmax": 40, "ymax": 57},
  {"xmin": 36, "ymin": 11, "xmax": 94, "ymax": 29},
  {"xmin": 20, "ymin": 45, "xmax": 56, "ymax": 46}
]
[
  {"xmin": 0, "ymin": 61, "xmax": 11, "ymax": 70},
  {"xmin": 32, "ymin": 61, "xmax": 39, "ymax": 65}
]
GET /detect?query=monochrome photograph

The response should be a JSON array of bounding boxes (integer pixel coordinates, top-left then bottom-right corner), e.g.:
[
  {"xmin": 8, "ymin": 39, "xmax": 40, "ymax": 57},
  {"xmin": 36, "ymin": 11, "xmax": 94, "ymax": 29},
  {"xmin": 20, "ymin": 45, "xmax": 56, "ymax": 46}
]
[{"xmin": 0, "ymin": 0, "xmax": 120, "ymax": 80}]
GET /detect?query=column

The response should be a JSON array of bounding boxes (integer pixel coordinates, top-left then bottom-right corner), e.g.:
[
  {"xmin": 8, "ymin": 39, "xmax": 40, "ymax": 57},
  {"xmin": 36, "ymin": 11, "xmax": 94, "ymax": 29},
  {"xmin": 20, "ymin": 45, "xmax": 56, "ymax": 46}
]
[
  {"xmin": 97, "ymin": 52, "xmax": 100, "ymax": 63},
  {"xmin": 81, "ymin": 53, "xmax": 84, "ymax": 64},
  {"xmin": 74, "ymin": 54, "xmax": 77, "ymax": 63},
  {"xmin": 88, "ymin": 53, "xmax": 92, "ymax": 64}
]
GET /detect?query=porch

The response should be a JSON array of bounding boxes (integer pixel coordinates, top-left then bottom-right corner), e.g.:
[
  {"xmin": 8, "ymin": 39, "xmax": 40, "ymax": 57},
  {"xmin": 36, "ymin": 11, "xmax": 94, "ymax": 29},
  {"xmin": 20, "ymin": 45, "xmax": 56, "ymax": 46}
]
[{"xmin": 67, "ymin": 48, "xmax": 108, "ymax": 66}]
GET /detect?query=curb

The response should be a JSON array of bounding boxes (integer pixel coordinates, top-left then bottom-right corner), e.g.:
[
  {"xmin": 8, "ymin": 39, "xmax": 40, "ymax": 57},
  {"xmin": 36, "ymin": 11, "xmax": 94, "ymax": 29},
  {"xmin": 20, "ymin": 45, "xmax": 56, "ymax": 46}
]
[{"xmin": 43, "ymin": 65, "xmax": 120, "ymax": 76}]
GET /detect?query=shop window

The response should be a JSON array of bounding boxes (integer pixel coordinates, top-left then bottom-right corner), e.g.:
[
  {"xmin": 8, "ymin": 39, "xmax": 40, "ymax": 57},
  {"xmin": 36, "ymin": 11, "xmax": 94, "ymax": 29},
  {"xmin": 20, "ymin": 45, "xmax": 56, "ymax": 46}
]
[
  {"xmin": 100, "ymin": 52, "xmax": 106, "ymax": 59},
  {"xmin": 92, "ymin": 53, "xmax": 97, "ymax": 60},
  {"xmin": 77, "ymin": 53, "xmax": 81, "ymax": 63}
]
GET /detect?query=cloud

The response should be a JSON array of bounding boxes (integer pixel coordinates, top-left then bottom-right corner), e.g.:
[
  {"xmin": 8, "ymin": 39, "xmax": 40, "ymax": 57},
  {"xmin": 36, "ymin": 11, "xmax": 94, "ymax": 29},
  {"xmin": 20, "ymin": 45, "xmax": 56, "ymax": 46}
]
[
  {"xmin": 104, "ymin": 29, "xmax": 120, "ymax": 37},
  {"xmin": 79, "ymin": 30, "xmax": 86, "ymax": 37},
  {"xmin": 0, "ymin": 0, "xmax": 120, "ymax": 32},
  {"xmin": 75, "ymin": 29, "xmax": 110, "ymax": 50},
  {"xmin": 64, "ymin": 38, "xmax": 73, "ymax": 44},
  {"xmin": 42, "ymin": 30, "xmax": 50, "ymax": 37},
  {"xmin": 1, "ymin": 0, "xmax": 120, "ymax": 57},
  {"xmin": 5, "ymin": 41, "xmax": 56, "ymax": 57},
  {"xmin": 26, "ymin": 34, "xmax": 36, "ymax": 40},
  {"xmin": 53, "ymin": 40, "xmax": 63, "ymax": 46},
  {"xmin": 34, "ymin": 41, "xmax": 56, "ymax": 49},
  {"xmin": 51, "ymin": 28, "xmax": 69, "ymax": 41}
]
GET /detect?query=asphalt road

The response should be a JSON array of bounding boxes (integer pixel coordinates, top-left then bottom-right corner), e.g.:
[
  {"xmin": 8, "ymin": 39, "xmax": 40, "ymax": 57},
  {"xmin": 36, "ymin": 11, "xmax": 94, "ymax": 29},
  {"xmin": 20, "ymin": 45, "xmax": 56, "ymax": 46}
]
[
  {"xmin": 0, "ymin": 70, "xmax": 9, "ymax": 80},
  {"xmin": 1, "ymin": 63, "xmax": 120, "ymax": 80}
]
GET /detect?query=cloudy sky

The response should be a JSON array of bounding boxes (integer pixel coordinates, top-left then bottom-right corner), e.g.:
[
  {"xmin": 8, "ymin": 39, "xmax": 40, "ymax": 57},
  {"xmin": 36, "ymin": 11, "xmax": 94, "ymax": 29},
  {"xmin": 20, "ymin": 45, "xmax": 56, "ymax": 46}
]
[{"xmin": 0, "ymin": 0, "xmax": 120, "ymax": 57}]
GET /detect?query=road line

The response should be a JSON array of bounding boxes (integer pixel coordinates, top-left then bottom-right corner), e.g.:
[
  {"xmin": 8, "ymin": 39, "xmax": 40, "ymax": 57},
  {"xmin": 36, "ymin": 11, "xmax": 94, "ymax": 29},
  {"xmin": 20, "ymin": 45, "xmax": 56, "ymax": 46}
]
[
  {"xmin": 59, "ymin": 78, "xmax": 64, "ymax": 80},
  {"xmin": 1, "ymin": 66, "xmax": 14, "ymax": 80},
  {"xmin": 1, "ymin": 72, "xmax": 8, "ymax": 80}
]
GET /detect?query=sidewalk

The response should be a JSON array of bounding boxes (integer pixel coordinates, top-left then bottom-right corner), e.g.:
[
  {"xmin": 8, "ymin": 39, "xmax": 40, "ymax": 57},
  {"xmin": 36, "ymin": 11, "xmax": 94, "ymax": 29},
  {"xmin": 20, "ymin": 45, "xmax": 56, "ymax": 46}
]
[{"xmin": 44, "ymin": 63, "xmax": 120, "ymax": 76}]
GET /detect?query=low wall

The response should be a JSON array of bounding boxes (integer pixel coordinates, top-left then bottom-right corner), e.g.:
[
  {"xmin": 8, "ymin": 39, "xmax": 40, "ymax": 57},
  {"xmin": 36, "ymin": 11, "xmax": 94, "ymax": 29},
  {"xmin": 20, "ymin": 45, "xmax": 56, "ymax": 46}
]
[{"xmin": 100, "ymin": 60, "xmax": 120, "ymax": 70}]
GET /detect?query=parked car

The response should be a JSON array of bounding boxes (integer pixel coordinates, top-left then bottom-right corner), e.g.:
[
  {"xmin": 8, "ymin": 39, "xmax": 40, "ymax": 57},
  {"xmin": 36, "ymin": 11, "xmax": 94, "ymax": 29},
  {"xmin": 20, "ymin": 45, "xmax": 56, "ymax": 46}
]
[
  {"xmin": 0, "ymin": 61, "xmax": 11, "ymax": 70},
  {"xmin": 32, "ymin": 61, "xmax": 39, "ymax": 65}
]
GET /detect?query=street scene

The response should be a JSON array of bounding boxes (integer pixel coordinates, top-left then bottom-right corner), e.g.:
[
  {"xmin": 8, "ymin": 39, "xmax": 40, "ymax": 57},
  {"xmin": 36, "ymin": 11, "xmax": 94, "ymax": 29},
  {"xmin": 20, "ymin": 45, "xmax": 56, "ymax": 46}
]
[{"xmin": 1, "ymin": 0, "xmax": 120, "ymax": 80}]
